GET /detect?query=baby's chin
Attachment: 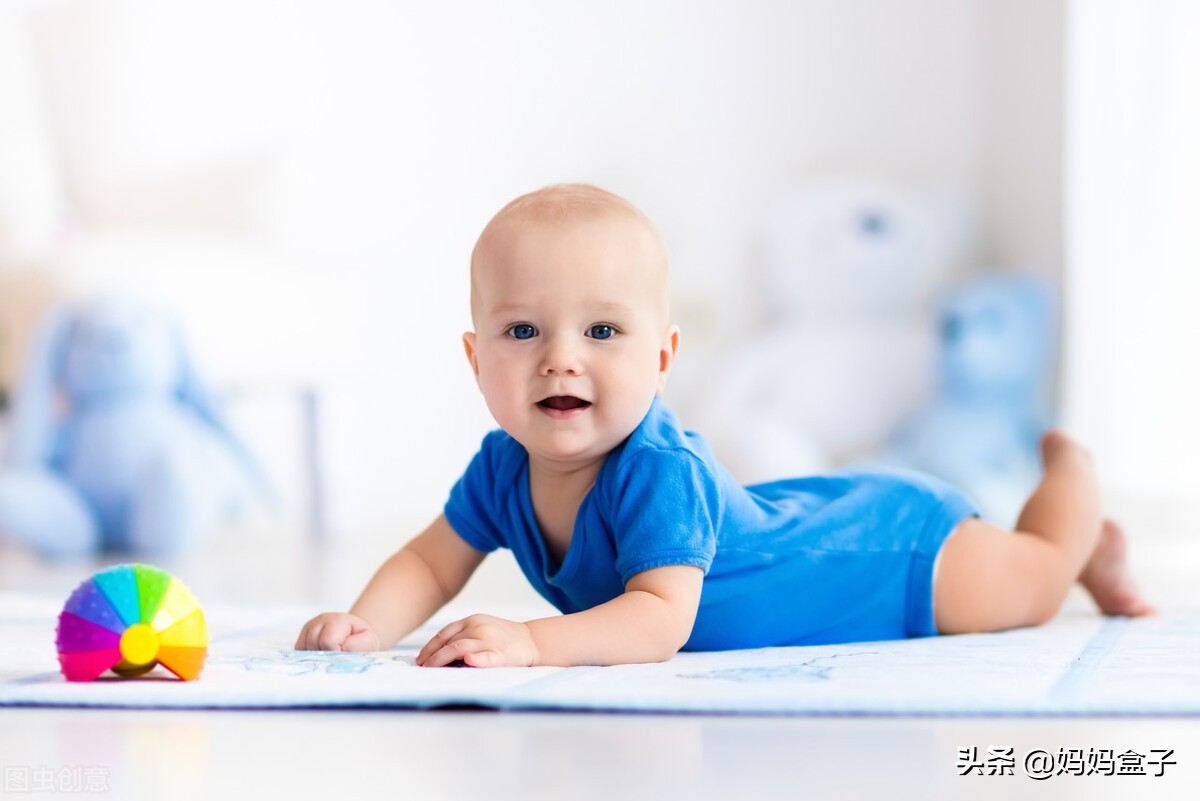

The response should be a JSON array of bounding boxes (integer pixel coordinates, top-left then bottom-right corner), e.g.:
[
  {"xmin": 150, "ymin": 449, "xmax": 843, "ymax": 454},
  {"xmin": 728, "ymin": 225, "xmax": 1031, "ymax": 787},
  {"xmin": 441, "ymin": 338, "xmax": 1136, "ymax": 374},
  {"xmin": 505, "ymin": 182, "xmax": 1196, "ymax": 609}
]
[{"xmin": 521, "ymin": 428, "xmax": 628, "ymax": 469}]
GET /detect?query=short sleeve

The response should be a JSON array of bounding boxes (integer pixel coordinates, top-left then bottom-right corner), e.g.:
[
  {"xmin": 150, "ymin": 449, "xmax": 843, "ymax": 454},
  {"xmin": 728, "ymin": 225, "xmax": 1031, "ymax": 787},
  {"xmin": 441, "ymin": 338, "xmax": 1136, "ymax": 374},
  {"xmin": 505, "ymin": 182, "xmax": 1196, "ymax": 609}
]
[
  {"xmin": 611, "ymin": 448, "xmax": 721, "ymax": 583},
  {"xmin": 443, "ymin": 430, "xmax": 516, "ymax": 553}
]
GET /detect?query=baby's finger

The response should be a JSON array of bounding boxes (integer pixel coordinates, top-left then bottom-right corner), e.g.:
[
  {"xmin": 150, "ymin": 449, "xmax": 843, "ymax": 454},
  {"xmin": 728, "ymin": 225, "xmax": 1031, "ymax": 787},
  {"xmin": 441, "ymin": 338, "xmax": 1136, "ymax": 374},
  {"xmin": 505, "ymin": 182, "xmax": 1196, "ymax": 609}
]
[
  {"xmin": 316, "ymin": 618, "xmax": 351, "ymax": 651},
  {"xmin": 462, "ymin": 650, "xmax": 502, "ymax": 668},
  {"xmin": 342, "ymin": 629, "xmax": 378, "ymax": 652},
  {"xmin": 416, "ymin": 619, "xmax": 468, "ymax": 664},
  {"xmin": 295, "ymin": 619, "xmax": 324, "ymax": 651},
  {"xmin": 420, "ymin": 638, "xmax": 486, "ymax": 668}
]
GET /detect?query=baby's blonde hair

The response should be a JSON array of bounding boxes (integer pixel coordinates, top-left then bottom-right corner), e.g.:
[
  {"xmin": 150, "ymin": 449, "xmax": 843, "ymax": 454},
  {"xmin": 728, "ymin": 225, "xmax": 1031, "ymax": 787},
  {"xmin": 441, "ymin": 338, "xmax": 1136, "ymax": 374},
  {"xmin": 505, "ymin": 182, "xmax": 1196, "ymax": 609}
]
[
  {"xmin": 470, "ymin": 183, "xmax": 670, "ymax": 320},
  {"xmin": 487, "ymin": 181, "xmax": 648, "ymax": 226}
]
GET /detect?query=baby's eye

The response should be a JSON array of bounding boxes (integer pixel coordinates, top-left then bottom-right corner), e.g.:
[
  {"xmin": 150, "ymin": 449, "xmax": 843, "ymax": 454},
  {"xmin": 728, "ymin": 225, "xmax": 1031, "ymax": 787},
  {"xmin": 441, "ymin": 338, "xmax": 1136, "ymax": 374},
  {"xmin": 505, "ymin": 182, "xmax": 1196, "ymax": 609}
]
[
  {"xmin": 587, "ymin": 324, "xmax": 616, "ymax": 340},
  {"xmin": 506, "ymin": 323, "xmax": 538, "ymax": 340}
]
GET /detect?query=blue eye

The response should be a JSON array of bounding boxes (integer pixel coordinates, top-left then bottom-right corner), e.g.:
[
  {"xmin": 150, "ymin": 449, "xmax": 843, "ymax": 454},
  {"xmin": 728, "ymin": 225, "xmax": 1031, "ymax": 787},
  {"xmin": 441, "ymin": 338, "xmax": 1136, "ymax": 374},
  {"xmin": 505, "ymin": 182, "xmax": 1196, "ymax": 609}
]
[
  {"xmin": 508, "ymin": 324, "xmax": 537, "ymax": 340},
  {"xmin": 587, "ymin": 324, "xmax": 616, "ymax": 340}
]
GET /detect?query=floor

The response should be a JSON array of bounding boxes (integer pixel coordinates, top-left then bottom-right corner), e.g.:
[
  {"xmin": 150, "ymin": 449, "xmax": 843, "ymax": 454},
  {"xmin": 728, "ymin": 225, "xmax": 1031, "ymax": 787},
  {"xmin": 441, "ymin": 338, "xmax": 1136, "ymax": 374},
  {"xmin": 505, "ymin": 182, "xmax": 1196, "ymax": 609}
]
[{"xmin": 2, "ymin": 516, "xmax": 1199, "ymax": 800}]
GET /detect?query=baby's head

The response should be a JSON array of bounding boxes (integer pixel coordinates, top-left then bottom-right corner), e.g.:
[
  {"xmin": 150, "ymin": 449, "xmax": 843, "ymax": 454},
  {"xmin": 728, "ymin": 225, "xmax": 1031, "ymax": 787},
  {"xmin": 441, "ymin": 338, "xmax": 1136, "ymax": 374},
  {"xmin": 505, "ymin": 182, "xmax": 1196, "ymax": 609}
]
[
  {"xmin": 470, "ymin": 184, "xmax": 671, "ymax": 324},
  {"xmin": 465, "ymin": 184, "xmax": 679, "ymax": 467}
]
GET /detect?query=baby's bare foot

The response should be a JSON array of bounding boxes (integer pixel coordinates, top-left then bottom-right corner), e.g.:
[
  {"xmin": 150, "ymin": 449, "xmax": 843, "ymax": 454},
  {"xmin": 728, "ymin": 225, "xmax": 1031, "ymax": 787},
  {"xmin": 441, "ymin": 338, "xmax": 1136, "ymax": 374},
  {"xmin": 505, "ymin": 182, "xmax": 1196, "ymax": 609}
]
[
  {"xmin": 1079, "ymin": 519, "xmax": 1156, "ymax": 617},
  {"xmin": 1040, "ymin": 429, "xmax": 1091, "ymax": 468}
]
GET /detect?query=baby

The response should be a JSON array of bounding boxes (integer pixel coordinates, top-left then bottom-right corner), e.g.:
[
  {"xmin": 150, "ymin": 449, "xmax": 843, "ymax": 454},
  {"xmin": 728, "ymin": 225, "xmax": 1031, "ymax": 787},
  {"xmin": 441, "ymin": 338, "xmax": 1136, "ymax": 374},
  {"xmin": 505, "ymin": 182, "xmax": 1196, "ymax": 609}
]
[{"xmin": 296, "ymin": 184, "xmax": 1153, "ymax": 667}]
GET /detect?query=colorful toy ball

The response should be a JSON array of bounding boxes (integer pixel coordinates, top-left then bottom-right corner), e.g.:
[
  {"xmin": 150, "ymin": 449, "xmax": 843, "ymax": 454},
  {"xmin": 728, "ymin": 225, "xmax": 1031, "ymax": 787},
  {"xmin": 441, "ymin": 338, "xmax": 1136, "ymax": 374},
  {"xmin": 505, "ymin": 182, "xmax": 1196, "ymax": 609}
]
[{"xmin": 55, "ymin": 564, "xmax": 208, "ymax": 682}]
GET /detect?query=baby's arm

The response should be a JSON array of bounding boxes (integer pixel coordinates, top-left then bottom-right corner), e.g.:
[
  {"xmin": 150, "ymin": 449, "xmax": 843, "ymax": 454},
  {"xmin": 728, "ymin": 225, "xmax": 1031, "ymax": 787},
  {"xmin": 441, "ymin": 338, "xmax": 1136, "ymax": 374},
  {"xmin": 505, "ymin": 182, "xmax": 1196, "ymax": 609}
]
[
  {"xmin": 416, "ymin": 564, "xmax": 704, "ymax": 667},
  {"xmin": 295, "ymin": 514, "xmax": 485, "ymax": 651}
]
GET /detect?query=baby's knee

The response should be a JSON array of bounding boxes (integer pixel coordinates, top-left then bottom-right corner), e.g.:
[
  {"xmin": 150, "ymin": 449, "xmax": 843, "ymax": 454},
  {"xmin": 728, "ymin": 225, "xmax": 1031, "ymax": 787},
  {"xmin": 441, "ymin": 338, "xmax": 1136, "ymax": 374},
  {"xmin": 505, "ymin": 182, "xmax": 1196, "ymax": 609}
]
[{"xmin": 933, "ymin": 520, "xmax": 1071, "ymax": 634}]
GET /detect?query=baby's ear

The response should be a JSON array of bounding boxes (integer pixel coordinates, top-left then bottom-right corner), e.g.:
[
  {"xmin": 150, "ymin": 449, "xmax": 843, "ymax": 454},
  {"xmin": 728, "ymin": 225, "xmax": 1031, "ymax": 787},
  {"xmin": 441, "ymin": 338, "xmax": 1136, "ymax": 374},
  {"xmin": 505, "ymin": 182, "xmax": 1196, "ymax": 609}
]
[
  {"xmin": 462, "ymin": 332, "xmax": 480, "ymax": 379},
  {"xmin": 656, "ymin": 325, "xmax": 680, "ymax": 393}
]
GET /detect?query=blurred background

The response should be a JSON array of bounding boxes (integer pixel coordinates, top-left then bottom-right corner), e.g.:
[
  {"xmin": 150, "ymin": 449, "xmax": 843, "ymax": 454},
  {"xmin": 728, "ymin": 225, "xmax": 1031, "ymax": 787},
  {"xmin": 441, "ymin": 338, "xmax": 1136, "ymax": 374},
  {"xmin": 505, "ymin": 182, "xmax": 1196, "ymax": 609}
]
[{"xmin": 0, "ymin": 0, "xmax": 1196, "ymax": 599}]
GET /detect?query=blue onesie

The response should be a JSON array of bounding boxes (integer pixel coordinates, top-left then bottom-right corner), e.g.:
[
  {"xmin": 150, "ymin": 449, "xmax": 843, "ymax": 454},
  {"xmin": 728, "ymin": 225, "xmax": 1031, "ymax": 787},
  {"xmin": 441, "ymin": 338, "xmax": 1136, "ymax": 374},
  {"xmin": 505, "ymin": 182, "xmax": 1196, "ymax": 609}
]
[{"xmin": 444, "ymin": 399, "xmax": 976, "ymax": 649}]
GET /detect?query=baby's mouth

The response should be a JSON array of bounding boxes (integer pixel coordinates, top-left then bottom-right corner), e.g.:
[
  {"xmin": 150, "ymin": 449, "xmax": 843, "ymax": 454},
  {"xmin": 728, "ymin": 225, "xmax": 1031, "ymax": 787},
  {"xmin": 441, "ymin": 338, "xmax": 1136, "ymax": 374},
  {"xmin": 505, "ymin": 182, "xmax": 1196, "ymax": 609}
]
[{"xmin": 538, "ymin": 395, "xmax": 591, "ymax": 412}]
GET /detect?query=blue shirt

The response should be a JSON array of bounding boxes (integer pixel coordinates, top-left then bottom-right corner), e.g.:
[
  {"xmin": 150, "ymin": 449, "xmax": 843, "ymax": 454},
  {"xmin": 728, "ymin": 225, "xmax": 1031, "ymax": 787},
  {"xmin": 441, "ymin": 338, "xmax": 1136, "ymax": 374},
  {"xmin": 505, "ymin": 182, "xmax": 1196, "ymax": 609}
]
[{"xmin": 444, "ymin": 399, "xmax": 975, "ymax": 649}]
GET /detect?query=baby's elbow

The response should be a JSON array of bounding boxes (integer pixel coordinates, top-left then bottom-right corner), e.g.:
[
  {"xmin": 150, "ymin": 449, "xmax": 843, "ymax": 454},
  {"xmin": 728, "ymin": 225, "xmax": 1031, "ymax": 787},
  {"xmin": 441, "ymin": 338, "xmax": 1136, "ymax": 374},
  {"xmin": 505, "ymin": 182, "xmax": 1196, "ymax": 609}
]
[
  {"xmin": 659, "ymin": 610, "xmax": 696, "ymax": 660},
  {"xmin": 638, "ymin": 609, "xmax": 691, "ymax": 663},
  {"xmin": 659, "ymin": 639, "xmax": 687, "ymax": 663},
  {"xmin": 625, "ymin": 575, "xmax": 701, "ymax": 662},
  {"xmin": 644, "ymin": 630, "xmax": 686, "ymax": 663}
]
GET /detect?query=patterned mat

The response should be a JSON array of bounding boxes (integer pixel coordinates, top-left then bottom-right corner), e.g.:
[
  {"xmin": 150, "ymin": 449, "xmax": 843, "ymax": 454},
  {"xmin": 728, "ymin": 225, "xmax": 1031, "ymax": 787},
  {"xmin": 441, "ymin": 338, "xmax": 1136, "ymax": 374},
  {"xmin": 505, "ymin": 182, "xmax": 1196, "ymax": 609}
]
[{"xmin": 2, "ymin": 593, "xmax": 1198, "ymax": 714}]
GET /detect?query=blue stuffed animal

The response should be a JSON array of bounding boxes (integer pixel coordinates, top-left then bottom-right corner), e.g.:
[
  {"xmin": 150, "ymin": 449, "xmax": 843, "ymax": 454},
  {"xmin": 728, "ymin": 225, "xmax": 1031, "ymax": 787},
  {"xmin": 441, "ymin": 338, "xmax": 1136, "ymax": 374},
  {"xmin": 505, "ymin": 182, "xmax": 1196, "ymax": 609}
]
[
  {"xmin": 883, "ymin": 275, "xmax": 1055, "ymax": 526},
  {"xmin": 0, "ymin": 295, "xmax": 266, "ymax": 558}
]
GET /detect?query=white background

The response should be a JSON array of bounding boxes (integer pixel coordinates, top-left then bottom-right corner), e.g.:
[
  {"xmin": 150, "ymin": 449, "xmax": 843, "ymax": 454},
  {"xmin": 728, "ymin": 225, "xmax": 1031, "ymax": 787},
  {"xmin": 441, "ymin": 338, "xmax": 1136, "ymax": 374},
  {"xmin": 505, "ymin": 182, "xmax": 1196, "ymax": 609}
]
[{"xmin": 2, "ymin": 0, "xmax": 1074, "ymax": 537}]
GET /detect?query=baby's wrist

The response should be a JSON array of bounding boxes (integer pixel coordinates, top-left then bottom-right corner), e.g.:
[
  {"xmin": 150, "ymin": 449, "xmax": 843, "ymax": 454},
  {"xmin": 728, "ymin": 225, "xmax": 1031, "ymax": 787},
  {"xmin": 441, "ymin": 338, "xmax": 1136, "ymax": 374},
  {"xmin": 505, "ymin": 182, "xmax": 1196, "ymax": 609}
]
[{"xmin": 524, "ymin": 620, "xmax": 549, "ymax": 666}]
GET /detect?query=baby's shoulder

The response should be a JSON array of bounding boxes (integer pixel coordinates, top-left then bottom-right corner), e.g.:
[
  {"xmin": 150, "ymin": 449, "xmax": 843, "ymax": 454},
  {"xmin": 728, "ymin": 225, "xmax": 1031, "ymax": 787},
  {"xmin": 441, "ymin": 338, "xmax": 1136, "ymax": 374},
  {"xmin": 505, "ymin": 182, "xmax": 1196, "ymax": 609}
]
[
  {"xmin": 605, "ymin": 419, "xmax": 722, "ymax": 501},
  {"xmin": 466, "ymin": 428, "xmax": 528, "ymax": 485},
  {"xmin": 615, "ymin": 406, "xmax": 712, "ymax": 471},
  {"xmin": 623, "ymin": 400, "xmax": 715, "ymax": 458}
]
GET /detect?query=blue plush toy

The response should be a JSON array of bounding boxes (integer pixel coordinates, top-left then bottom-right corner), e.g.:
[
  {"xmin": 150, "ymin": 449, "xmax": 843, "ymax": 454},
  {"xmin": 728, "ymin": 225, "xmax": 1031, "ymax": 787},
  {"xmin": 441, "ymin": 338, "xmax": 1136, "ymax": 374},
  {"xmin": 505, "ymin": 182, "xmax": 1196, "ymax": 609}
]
[
  {"xmin": 884, "ymin": 274, "xmax": 1055, "ymax": 526},
  {"xmin": 0, "ymin": 295, "xmax": 267, "ymax": 558}
]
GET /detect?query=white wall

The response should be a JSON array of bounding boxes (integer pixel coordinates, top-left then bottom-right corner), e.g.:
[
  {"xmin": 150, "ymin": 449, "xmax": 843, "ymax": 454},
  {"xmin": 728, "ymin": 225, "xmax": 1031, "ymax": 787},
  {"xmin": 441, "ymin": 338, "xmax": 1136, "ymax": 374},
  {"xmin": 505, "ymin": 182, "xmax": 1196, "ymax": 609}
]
[
  {"xmin": 978, "ymin": 0, "xmax": 1064, "ymax": 271},
  {"xmin": 3, "ymin": 0, "xmax": 1065, "ymax": 537},
  {"xmin": 1063, "ymin": 0, "xmax": 1200, "ymax": 525}
]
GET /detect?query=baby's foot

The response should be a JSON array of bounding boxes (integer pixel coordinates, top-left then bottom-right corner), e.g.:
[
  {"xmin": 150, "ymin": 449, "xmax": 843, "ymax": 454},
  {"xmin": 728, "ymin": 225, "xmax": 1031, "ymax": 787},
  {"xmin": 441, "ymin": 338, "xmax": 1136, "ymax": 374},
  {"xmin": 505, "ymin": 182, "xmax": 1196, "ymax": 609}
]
[
  {"xmin": 1079, "ymin": 519, "xmax": 1156, "ymax": 617},
  {"xmin": 1040, "ymin": 429, "xmax": 1092, "ymax": 469}
]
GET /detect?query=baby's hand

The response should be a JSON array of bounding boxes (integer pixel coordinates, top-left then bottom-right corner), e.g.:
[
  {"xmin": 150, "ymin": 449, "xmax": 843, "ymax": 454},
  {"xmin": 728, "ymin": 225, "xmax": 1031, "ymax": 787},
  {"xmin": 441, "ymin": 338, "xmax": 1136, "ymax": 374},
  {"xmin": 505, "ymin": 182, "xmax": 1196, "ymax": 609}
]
[
  {"xmin": 415, "ymin": 614, "xmax": 539, "ymax": 668},
  {"xmin": 294, "ymin": 612, "xmax": 381, "ymax": 652}
]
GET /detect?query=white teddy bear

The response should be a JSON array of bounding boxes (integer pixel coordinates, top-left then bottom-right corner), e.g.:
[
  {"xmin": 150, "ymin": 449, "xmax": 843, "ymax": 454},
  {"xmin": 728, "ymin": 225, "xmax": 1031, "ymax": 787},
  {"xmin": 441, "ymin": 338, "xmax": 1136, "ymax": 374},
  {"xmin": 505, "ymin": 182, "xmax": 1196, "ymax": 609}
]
[{"xmin": 697, "ymin": 177, "xmax": 971, "ymax": 483}]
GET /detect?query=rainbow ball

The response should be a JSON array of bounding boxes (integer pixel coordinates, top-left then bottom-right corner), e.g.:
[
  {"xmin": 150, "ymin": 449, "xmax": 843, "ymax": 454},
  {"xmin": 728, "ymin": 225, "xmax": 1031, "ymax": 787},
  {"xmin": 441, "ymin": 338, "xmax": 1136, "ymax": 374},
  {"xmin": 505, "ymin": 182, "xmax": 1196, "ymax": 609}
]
[{"xmin": 55, "ymin": 564, "xmax": 208, "ymax": 682}]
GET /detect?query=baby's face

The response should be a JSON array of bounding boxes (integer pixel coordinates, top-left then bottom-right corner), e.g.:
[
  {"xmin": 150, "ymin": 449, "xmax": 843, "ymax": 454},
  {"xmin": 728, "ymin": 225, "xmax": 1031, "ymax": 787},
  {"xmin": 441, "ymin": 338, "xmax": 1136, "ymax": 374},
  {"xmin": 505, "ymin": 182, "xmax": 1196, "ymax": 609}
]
[{"xmin": 465, "ymin": 214, "xmax": 678, "ymax": 469}]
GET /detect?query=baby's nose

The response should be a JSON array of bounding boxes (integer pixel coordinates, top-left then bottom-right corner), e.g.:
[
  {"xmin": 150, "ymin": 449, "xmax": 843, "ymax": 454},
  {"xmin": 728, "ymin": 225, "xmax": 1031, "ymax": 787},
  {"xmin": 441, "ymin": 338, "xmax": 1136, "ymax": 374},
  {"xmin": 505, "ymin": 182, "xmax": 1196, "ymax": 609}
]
[{"xmin": 539, "ymin": 336, "xmax": 584, "ymax": 375}]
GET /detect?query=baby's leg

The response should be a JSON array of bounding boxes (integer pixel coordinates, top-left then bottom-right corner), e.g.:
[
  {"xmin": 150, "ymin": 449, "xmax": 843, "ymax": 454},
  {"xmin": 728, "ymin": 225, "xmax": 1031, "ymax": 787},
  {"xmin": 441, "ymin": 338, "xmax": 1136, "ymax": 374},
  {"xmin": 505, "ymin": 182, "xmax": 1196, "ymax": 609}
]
[
  {"xmin": 1078, "ymin": 519, "xmax": 1156, "ymax": 617},
  {"xmin": 934, "ymin": 431, "xmax": 1122, "ymax": 634}
]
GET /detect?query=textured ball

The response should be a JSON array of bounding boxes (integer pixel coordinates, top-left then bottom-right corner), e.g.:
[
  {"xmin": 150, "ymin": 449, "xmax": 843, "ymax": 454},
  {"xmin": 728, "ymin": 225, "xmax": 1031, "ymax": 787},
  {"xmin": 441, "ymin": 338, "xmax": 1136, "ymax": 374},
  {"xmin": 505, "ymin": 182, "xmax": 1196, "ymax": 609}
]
[{"xmin": 55, "ymin": 564, "xmax": 207, "ymax": 682}]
